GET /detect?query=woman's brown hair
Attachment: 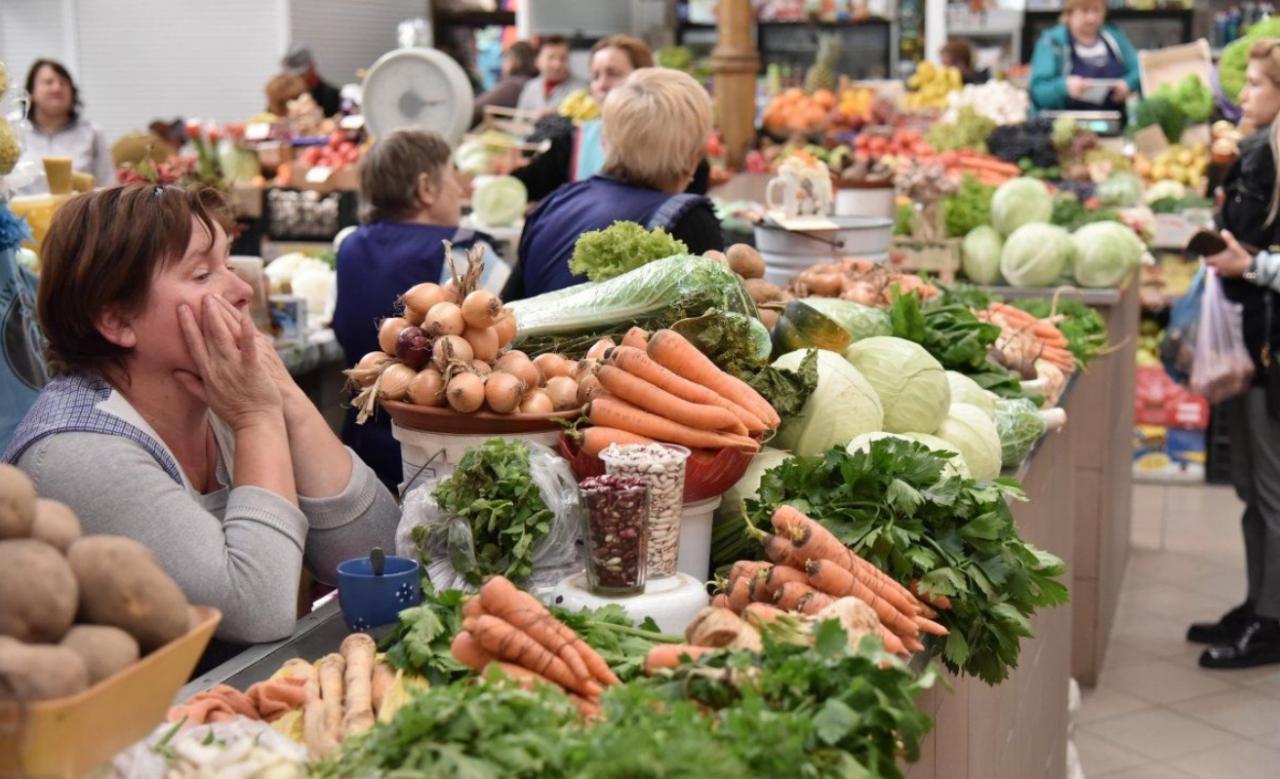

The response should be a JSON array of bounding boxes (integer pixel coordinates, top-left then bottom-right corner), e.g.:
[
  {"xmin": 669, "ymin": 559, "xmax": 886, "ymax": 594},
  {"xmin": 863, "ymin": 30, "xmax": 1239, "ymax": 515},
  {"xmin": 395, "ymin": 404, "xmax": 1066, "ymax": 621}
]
[
  {"xmin": 38, "ymin": 185, "xmax": 232, "ymax": 378},
  {"xmin": 1060, "ymin": 0, "xmax": 1106, "ymax": 21},
  {"xmin": 358, "ymin": 129, "xmax": 453, "ymax": 223},
  {"xmin": 590, "ymin": 35, "xmax": 654, "ymax": 70}
]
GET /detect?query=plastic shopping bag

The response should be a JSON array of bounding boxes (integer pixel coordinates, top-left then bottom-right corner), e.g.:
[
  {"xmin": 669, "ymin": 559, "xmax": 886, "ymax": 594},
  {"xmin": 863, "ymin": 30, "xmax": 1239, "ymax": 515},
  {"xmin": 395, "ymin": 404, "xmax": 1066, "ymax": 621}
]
[
  {"xmin": 1190, "ymin": 268, "xmax": 1254, "ymax": 404},
  {"xmin": 1160, "ymin": 263, "xmax": 1205, "ymax": 385}
]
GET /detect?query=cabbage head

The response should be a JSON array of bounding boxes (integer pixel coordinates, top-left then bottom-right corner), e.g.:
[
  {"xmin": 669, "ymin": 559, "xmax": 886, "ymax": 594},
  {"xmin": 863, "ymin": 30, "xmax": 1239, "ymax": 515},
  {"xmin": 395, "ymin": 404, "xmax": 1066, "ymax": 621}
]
[
  {"xmin": 995, "ymin": 398, "xmax": 1047, "ymax": 467},
  {"xmin": 935, "ymin": 403, "xmax": 1003, "ymax": 480},
  {"xmin": 800, "ymin": 298, "xmax": 892, "ymax": 341},
  {"xmin": 847, "ymin": 432, "xmax": 970, "ymax": 479},
  {"xmin": 991, "ymin": 177, "xmax": 1053, "ymax": 237},
  {"xmin": 1070, "ymin": 221, "xmax": 1145, "ymax": 288},
  {"xmin": 714, "ymin": 447, "xmax": 791, "ymax": 528},
  {"xmin": 946, "ymin": 371, "xmax": 996, "ymax": 419},
  {"xmin": 1000, "ymin": 223, "xmax": 1073, "ymax": 288},
  {"xmin": 961, "ymin": 226, "xmax": 1003, "ymax": 284},
  {"xmin": 843, "ymin": 336, "xmax": 949, "ymax": 434},
  {"xmin": 1096, "ymin": 172, "xmax": 1144, "ymax": 208},
  {"xmin": 771, "ymin": 349, "xmax": 883, "ymax": 455}
]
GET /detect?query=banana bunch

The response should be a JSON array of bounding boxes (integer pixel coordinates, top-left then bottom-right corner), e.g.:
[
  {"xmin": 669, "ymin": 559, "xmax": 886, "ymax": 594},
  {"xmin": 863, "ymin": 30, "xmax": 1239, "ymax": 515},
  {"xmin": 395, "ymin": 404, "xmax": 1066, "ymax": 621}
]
[
  {"xmin": 904, "ymin": 62, "xmax": 962, "ymax": 111},
  {"xmin": 0, "ymin": 61, "xmax": 16, "ymax": 175},
  {"xmin": 558, "ymin": 89, "xmax": 601, "ymax": 123}
]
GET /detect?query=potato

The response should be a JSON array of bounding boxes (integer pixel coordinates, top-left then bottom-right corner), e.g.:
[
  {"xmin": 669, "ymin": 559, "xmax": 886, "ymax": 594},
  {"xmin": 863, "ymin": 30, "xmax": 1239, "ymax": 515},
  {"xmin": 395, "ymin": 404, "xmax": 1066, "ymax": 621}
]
[
  {"xmin": 759, "ymin": 308, "xmax": 780, "ymax": 330},
  {"xmin": 0, "ymin": 464, "xmax": 36, "ymax": 540},
  {"xmin": 67, "ymin": 536, "xmax": 189, "ymax": 652},
  {"xmin": 744, "ymin": 277, "xmax": 783, "ymax": 304},
  {"xmin": 727, "ymin": 244, "xmax": 766, "ymax": 280},
  {"xmin": 60, "ymin": 625, "xmax": 140, "ymax": 684},
  {"xmin": 30, "ymin": 498, "xmax": 81, "ymax": 553},
  {"xmin": 0, "ymin": 539, "xmax": 78, "ymax": 643},
  {"xmin": 0, "ymin": 636, "xmax": 89, "ymax": 701}
]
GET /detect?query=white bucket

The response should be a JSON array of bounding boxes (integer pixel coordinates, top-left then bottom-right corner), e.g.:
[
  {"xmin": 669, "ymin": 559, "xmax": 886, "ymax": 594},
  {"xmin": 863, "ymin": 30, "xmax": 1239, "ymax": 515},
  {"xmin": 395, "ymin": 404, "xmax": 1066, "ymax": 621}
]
[
  {"xmin": 677, "ymin": 495, "xmax": 722, "ymax": 582},
  {"xmin": 835, "ymin": 186, "xmax": 896, "ymax": 220},
  {"xmin": 392, "ymin": 422, "xmax": 562, "ymax": 494}
]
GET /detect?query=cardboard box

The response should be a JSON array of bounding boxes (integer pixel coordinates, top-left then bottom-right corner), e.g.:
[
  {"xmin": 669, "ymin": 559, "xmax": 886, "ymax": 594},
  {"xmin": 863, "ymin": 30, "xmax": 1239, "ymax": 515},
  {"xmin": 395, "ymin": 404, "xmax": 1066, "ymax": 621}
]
[
  {"xmin": 1138, "ymin": 39, "xmax": 1213, "ymax": 98},
  {"xmin": 228, "ymin": 184, "xmax": 264, "ymax": 220},
  {"xmin": 289, "ymin": 163, "xmax": 359, "ymax": 193},
  {"xmin": 889, "ymin": 237, "xmax": 960, "ymax": 283}
]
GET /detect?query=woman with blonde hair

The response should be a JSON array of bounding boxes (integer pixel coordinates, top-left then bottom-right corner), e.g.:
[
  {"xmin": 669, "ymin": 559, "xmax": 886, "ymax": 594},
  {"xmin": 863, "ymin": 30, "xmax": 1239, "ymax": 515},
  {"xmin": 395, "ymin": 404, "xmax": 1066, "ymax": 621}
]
[
  {"xmin": 1190, "ymin": 39, "xmax": 1280, "ymax": 669},
  {"xmin": 1028, "ymin": 0, "xmax": 1140, "ymax": 111},
  {"xmin": 502, "ymin": 68, "xmax": 723, "ymax": 300}
]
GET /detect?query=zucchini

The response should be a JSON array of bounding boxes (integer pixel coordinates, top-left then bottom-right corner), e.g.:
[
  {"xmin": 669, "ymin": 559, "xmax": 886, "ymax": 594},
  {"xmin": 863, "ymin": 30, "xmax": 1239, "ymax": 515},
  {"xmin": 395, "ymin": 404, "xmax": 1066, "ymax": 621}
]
[{"xmin": 771, "ymin": 300, "xmax": 852, "ymax": 355}]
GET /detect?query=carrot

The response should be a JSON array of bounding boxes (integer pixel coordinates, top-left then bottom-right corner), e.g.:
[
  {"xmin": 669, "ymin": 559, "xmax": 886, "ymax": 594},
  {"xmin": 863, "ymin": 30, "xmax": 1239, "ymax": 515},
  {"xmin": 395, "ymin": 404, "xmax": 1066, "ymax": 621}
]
[
  {"xmin": 465, "ymin": 615, "xmax": 599, "ymax": 697},
  {"xmin": 915, "ymin": 615, "xmax": 949, "ymax": 637},
  {"xmin": 570, "ymin": 693, "xmax": 603, "ymax": 719},
  {"xmin": 711, "ymin": 593, "xmax": 731, "ymax": 609},
  {"xmin": 497, "ymin": 607, "xmax": 595, "ymax": 688},
  {"xmin": 903, "ymin": 636, "xmax": 926, "ymax": 654},
  {"xmin": 451, "ymin": 630, "xmax": 497, "ymax": 671},
  {"xmin": 762, "ymin": 533, "xmax": 806, "ymax": 569},
  {"xmin": 485, "ymin": 661, "xmax": 562, "ymax": 692},
  {"xmin": 772, "ymin": 506, "xmax": 921, "ymax": 617},
  {"xmin": 647, "ymin": 330, "xmax": 780, "ymax": 428},
  {"xmin": 757, "ymin": 564, "xmax": 807, "ymax": 601},
  {"xmin": 742, "ymin": 602, "xmax": 786, "ymax": 627},
  {"xmin": 595, "ymin": 364, "xmax": 748, "ymax": 436},
  {"xmin": 956, "ymin": 156, "xmax": 1019, "ymax": 175},
  {"xmin": 730, "ymin": 560, "xmax": 771, "ymax": 582},
  {"xmin": 804, "ymin": 560, "xmax": 920, "ymax": 639},
  {"xmin": 876, "ymin": 625, "xmax": 909, "ymax": 656},
  {"xmin": 644, "ymin": 644, "xmax": 717, "ymax": 674},
  {"xmin": 726, "ymin": 576, "xmax": 752, "ymax": 613},
  {"xmin": 797, "ymin": 590, "xmax": 836, "ymax": 615},
  {"xmin": 621, "ymin": 327, "xmax": 649, "ymax": 349},
  {"xmin": 773, "ymin": 580, "xmax": 823, "ymax": 612},
  {"xmin": 607, "ymin": 346, "xmax": 767, "ymax": 434},
  {"xmin": 580, "ymin": 426, "xmax": 654, "ymax": 457},
  {"xmin": 587, "ymin": 397, "xmax": 761, "ymax": 453}
]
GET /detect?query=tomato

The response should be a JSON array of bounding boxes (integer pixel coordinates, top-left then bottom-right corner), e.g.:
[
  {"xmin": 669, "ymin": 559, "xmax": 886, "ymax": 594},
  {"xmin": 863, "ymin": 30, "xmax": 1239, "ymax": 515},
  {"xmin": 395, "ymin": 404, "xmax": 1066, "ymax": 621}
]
[{"xmin": 328, "ymin": 132, "xmax": 344, "ymax": 150}]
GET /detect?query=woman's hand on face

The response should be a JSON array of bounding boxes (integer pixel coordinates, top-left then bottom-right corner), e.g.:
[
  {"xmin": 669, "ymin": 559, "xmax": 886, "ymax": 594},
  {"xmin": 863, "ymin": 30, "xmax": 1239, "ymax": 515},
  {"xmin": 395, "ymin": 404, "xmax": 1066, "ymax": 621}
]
[
  {"xmin": 1206, "ymin": 230, "xmax": 1254, "ymax": 278},
  {"xmin": 1067, "ymin": 76, "xmax": 1088, "ymax": 99},
  {"xmin": 175, "ymin": 295, "xmax": 283, "ymax": 430},
  {"xmin": 205, "ymin": 296, "xmax": 302, "ymax": 402}
]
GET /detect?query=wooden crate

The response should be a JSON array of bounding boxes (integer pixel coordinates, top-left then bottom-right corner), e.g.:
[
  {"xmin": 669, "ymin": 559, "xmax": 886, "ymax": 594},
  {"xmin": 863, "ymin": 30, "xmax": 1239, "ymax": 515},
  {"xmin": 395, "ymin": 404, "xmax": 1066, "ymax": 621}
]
[
  {"xmin": 890, "ymin": 237, "xmax": 960, "ymax": 283},
  {"xmin": 1138, "ymin": 39, "xmax": 1213, "ymax": 98}
]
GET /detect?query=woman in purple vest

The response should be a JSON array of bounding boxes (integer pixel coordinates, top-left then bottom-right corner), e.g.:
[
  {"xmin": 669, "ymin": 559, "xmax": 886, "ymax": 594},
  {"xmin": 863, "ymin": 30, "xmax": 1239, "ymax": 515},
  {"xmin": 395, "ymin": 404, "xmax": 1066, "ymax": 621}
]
[
  {"xmin": 503, "ymin": 68, "xmax": 724, "ymax": 301},
  {"xmin": 3, "ymin": 186, "xmax": 399, "ymax": 654}
]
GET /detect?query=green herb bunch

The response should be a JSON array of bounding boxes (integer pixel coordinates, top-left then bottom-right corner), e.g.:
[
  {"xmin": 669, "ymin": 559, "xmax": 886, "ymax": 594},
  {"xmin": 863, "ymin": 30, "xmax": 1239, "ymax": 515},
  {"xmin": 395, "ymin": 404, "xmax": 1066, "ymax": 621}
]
[{"xmin": 568, "ymin": 220, "xmax": 688, "ymax": 283}]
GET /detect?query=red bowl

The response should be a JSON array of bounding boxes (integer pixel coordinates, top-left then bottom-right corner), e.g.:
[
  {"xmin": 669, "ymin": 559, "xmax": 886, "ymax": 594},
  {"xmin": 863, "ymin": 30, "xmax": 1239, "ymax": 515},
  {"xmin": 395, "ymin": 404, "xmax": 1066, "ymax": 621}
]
[{"xmin": 557, "ymin": 433, "xmax": 756, "ymax": 503}]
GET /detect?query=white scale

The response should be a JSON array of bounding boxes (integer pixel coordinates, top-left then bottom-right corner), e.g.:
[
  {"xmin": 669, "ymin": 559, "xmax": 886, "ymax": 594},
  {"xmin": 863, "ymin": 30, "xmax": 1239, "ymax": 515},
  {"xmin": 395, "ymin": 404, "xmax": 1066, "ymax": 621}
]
[{"xmin": 361, "ymin": 47, "xmax": 474, "ymax": 144}]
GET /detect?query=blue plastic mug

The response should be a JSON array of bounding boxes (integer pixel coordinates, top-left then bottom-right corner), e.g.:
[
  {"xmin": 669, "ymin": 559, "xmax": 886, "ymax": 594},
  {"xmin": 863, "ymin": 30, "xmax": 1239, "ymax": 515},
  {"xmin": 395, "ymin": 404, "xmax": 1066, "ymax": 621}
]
[{"xmin": 336, "ymin": 555, "xmax": 423, "ymax": 631}]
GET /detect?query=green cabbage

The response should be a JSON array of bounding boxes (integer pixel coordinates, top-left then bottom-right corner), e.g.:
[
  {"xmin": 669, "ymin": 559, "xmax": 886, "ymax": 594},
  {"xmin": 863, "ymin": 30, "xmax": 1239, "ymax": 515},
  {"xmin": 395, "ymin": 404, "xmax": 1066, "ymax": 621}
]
[
  {"xmin": 961, "ymin": 226, "xmax": 1003, "ymax": 284},
  {"xmin": 995, "ymin": 398, "xmax": 1046, "ymax": 467},
  {"xmin": 935, "ymin": 403, "xmax": 1003, "ymax": 480},
  {"xmin": 1096, "ymin": 172, "xmax": 1144, "ymax": 209},
  {"xmin": 990, "ymin": 177, "xmax": 1053, "ymax": 237},
  {"xmin": 772, "ymin": 349, "xmax": 883, "ymax": 456},
  {"xmin": 848, "ymin": 432, "xmax": 970, "ymax": 479},
  {"xmin": 1070, "ymin": 221, "xmax": 1146, "ymax": 288},
  {"xmin": 1000, "ymin": 223, "xmax": 1073, "ymax": 288},
  {"xmin": 713, "ymin": 447, "xmax": 792, "ymax": 529},
  {"xmin": 471, "ymin": 175, "xmax": 528, "ymax": 227},
  {"xmin": 946, "ymin": 371, "xmax": 996, "ymax": 419},
  {"xmin": 844, "ymin": 336, "xmax": 949, "ymax": 434},
  {"xmin": 799, "ymin": 298, "xmax": 892, "ymax": 340}
]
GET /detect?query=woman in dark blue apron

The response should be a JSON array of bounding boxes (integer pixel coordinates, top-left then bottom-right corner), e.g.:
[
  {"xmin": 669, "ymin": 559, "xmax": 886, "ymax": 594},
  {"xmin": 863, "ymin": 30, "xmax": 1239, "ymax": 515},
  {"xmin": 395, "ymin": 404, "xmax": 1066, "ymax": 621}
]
[{"xmin": 1028, "ymin": 0, "xmax": 1141, "ymax": 113}]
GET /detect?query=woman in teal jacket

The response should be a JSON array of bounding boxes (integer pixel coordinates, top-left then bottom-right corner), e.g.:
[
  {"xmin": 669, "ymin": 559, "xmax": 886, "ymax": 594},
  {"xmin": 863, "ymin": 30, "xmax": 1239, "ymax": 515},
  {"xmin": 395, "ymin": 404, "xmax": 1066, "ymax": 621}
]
[{"xmin": 1029, "ymin": 0, "xmax": 1141, "ymax": 112}]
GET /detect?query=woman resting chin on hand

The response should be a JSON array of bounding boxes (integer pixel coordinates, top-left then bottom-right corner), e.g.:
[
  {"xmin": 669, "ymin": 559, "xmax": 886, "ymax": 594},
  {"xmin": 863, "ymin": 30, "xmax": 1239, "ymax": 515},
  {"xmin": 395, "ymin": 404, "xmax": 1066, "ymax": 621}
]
[{"xmin": 3, "ymin": 185, "xmax": 400, "ymax": 656}]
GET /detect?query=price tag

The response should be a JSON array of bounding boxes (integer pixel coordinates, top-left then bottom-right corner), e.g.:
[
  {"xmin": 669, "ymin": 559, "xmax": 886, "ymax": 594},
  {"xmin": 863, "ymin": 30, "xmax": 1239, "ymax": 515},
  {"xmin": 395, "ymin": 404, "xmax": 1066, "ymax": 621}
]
[
  {"xmin": 305, "ymin": 166, "xmax": 333, "ymax": 184},
  {"xmin": 244, "ymin": 122, "xmax": 273, "ymax": 142}
]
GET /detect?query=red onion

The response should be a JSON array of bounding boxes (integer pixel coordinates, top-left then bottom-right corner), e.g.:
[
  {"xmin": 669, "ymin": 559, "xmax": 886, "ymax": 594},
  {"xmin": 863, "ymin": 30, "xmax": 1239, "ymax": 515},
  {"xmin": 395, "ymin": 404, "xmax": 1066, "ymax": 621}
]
[{"xmin": 395, "ymin": 326, "xmax": 433, "ymax": 370}]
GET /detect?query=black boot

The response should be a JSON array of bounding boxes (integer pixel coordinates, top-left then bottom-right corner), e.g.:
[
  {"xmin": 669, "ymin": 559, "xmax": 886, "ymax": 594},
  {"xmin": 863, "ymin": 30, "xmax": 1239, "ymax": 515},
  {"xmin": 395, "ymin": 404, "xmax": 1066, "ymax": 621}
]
[
  {"xmin": 1199, "ymin": 618, "xmax": 1280, "ymax": 669},
  {"xmin": 1187, "ymin": 601, "xmax": 1253, "ymax": 644}
]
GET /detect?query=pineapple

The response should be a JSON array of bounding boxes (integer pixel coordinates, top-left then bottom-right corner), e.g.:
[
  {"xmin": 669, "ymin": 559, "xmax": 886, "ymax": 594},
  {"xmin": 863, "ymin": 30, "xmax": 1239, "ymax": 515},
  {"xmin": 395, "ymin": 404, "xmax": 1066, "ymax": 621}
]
[
  {"xmin": 805, "ymin": 34, "xmax": 840, "ymax": 93},
  {"xmin": 0, "ymin": 118, "xmax": 19, "ymax": 175}
]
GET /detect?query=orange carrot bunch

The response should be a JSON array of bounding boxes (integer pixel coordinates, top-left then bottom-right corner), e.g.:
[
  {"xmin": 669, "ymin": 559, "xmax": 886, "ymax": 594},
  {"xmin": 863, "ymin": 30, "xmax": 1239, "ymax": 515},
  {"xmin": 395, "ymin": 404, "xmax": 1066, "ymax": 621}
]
[
  {"xmin": 937, "ymin": 151, "xmax": 1020, "ymax": 186},
  {"xmin": 450, "ymin": 576, "xmax": 617, "ymax": 718},
  {"xmin": 979, "ymin": 302, "xmax": 1075, "ymax": 374},
  {"xmin": 577, "ymin": 330, "xmax": 777, "ymax": 456}
]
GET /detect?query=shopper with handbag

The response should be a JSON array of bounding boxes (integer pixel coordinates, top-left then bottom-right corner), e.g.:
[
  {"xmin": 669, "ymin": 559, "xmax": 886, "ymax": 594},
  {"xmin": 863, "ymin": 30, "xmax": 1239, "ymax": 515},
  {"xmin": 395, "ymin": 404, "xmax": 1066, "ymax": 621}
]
[{"xmin": 1192, "ymin": 39, "xmax": 1280, "ymax": 669}]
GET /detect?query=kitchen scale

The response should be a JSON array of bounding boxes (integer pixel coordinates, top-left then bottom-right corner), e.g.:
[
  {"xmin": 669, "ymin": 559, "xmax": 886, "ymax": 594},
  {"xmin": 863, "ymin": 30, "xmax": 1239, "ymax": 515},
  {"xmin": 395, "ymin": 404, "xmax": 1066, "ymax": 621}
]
[
  {"xmin": 548, "ymin": 572, "xmax": 709, "ymax": 635},
  {"xmin": 361, "ymin": 47, "xmax": 474, "ymax": 144},
  {"xmin": 1039, "ymin": 110, "xmax": 1125, "ymax": 137}
]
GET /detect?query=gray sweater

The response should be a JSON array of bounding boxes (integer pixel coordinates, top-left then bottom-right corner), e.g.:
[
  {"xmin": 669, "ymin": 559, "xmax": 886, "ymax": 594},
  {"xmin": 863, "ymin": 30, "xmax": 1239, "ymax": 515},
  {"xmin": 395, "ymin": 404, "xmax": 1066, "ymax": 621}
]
[{"xmin": 17, "ymin": 395, "xmax": 400, "ymax": 644}]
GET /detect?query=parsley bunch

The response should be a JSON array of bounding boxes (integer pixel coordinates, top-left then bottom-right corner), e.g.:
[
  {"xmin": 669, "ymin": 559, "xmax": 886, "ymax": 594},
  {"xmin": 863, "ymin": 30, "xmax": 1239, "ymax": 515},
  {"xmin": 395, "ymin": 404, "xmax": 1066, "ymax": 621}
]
[
  {"xmin": 746, "ymin": 441, "xmax": 1069, "ymax": 684},
  {"xmin": 381, "ymin": 585, "xmax": 469, "ymax": 686}
]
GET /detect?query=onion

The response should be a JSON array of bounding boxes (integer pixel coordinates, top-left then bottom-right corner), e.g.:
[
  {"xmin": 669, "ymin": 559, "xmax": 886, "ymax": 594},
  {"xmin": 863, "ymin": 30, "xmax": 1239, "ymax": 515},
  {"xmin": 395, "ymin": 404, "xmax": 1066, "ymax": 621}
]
[
  {"xmin": 379, "ymin": 363, "xmax": 416, "ymax": 401},
  {"xmin": 585, "ymin": 338, "xmax": 615, "ymax": 361},
  {"xmin": 378, "ymin": 317, "xmax": 411, "ymax": 355},
  {"xmin": 573, "ymin": 359, "xmax": 597, "ymax": 382},
  {"xmin": 446, "ymin": 372, "xmax": 486, "ymax": 413},
  {"xmin": 352, "ymin": 351, "xmax": 394, "ymax": 387},
  {"xmin": 484, "ymin": 371, "xmax": 525, "ymax": 414},
  {"xmin": 471, "ymin": 360, "xmax": 493, "ymax": 376},
  {"xmin": 533, "ymin": 353, "xmax": 573, "ymax": 381},
  {"xmin": 519, "ymin": 390, "xmax": 554, "ymax": 415},
  {"xmin": 403, "ymin": 283, "xmax": 448, "ymax": 325},
  {"xmin": 577, "ymin": 374, "xmax": 602, "ymax": 405},
  {"xmin": 432, "ymin": 335, "xmax": 474, "ymax": 371},
  {"xmin": 395, "ymin": 326, "xmax": 433, "ymax": 369},
  {"xmin": 407, "ymin": 368, "xmax": 445, "ymax": 406},
  {"xmin": 461, "ymin": 290, "xmax": 502, "ymax": 330},
  {"xmin": 495, "ymin": 351, "xmax": 539, "ymax": 389},
  {"xmin": 463, "ymin": 326, "xmax": 500, "ymax": 363},
  {"xmin": 424, "ymin": 302, "xmax": 465, "ymax": 337},
  {"xmin": 492, "ymin": 311, "xmax": 517, "ymax": 347},
  {"xmin": 441, "ymin": 278, "xmax": 461, "ymax": 304},
  {"xmin": 544, "ymin": 376, "xmax": 580, "ymax": 411}
]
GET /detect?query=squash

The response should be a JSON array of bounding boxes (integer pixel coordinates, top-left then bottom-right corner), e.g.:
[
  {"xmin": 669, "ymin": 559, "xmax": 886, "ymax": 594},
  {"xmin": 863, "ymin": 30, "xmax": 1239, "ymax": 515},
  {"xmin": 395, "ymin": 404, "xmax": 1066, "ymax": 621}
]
[{"xmin": 771, "ymin": 300, "xmax": 852, "ymax": 354}]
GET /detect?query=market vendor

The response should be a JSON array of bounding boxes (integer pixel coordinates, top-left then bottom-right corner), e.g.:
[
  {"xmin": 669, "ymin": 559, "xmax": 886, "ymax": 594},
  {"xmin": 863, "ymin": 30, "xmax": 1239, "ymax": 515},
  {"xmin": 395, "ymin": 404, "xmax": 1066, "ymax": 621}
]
[
  {"xmin": 1028, "ymin": 0, "xmax": 1140, "ymax": 113},
  {"xmin": 333, "ymin": 129, "xmax": 495, "ymax": 489},
  {"xmin": 281, "ymin": 43, "xmax": 343, "ymax": 117},
  {"xmin": 14, "ymin": 59, "xmax": 115, "ymax": 196},
  {"xmin": 3, "ymin": 185, "xmax": 400, "ymax": 652},
  {"xmin": 1189, "ymin": 39, "xmax": 1280, "ymax": 669},
  {"xmin": 503, "ymin": 68, "xmax": 723, "ymax": 301},
  {"xmin": 472, "ymin": 40, "xmax": 539, "ymax": 127}
]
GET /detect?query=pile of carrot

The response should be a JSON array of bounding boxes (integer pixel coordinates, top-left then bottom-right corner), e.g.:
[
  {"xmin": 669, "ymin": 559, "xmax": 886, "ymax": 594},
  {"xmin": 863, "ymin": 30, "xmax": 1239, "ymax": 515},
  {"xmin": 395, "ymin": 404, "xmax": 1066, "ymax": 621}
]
[
  {"xmin": 714, "ymin": 506, "xmax": 951, "ymax": 656},
  {"xmin": 450, "ymin": 576, "xmax": 618, "ymax": 718},
  {"xmin": 575, "ymin": 328, "xmax": 778, "ymax": 457},
  {"xmin": 979, "ymin": 302, "xmax": 1075, "ymax": 374},
  {"xmin": 938, "ymin": 150, "xmax": 1021, "ymax": 186}
]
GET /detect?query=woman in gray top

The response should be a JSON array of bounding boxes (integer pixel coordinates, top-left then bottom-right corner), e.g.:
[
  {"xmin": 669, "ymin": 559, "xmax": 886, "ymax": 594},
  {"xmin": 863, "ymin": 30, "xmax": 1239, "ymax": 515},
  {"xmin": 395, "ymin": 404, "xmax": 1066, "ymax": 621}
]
[
  {"xmin": 3, "ymin": 185, "xmax": 400, "ymax": 646},
  {"xmin": 15, "ymin": 59, "xmax": 115, "ymax": 195}
]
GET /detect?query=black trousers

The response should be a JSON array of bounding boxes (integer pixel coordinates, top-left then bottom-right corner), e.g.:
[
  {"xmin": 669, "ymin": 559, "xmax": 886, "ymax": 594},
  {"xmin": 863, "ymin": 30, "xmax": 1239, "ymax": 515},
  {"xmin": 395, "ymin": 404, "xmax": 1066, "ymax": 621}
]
[{"xmin": 1227, "ymin": 388, "xmax": 1280, "ymax": 620}]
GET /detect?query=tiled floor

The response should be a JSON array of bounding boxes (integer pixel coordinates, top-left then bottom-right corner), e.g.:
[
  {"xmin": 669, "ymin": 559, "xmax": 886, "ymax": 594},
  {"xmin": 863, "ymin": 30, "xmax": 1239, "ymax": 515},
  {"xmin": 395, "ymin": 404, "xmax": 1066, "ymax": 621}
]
[{"xmin": 1076, "ymin": 482, "xmax": 1280, "ymax": 778}]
